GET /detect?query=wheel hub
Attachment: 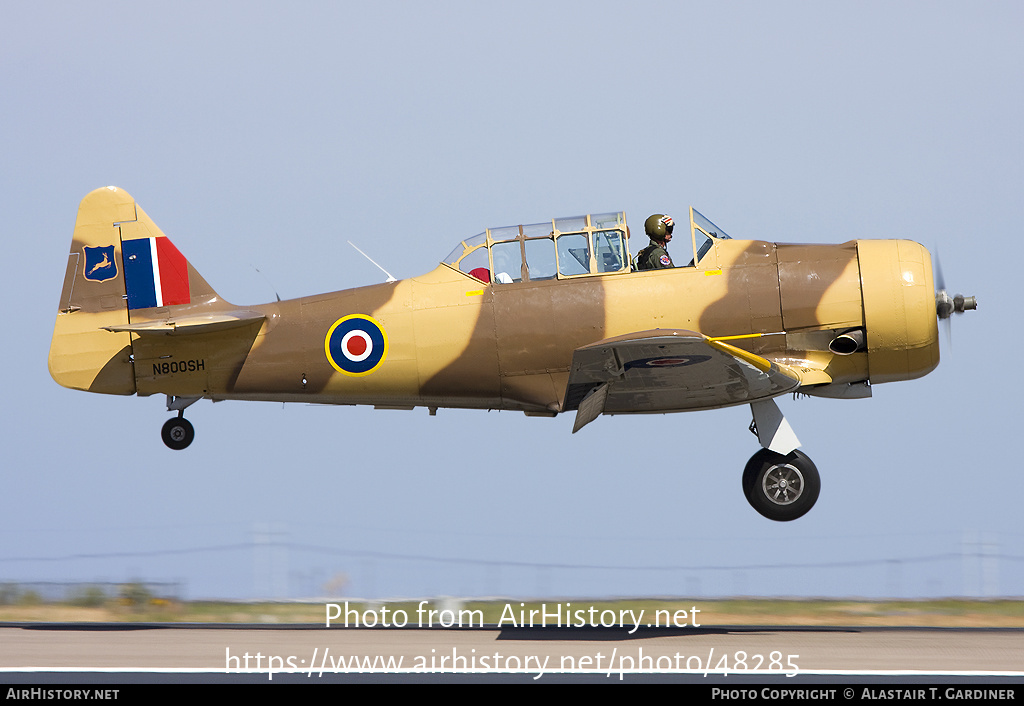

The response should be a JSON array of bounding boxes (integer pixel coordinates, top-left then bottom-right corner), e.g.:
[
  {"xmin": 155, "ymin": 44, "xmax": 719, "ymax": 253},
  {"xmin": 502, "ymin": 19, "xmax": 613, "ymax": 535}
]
[{"xmin": 763, "ymin": 463, "xmax": 804, "ymax": 506}]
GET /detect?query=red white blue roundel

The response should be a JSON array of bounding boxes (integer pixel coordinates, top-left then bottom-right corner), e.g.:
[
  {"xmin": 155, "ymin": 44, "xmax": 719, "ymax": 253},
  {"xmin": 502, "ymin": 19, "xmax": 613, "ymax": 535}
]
[
  {"xmin": 325, "ymin": 314, "xmax": 389, "ymax": 376},
  {"xmin": 624, "ymin": 355, "xmax": 711, "ymax": 372}
]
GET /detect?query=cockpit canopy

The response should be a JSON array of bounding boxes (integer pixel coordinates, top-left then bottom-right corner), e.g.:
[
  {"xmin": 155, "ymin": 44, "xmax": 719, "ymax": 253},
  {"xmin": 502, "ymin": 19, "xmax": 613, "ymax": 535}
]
[
  {"xmin": 443, "ymin": 212, "xmax": 629, "ymax": 284},
  {"xmin": 442, "ymin": 208, "xmax": 731, "ymax": 283}
]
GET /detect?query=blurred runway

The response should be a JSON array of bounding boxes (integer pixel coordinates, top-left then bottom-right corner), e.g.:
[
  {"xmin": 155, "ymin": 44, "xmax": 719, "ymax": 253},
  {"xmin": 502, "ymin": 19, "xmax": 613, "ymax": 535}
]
[{"xmin": 2, "ymin": 624, "xmax": 1021, "ymax": 681}]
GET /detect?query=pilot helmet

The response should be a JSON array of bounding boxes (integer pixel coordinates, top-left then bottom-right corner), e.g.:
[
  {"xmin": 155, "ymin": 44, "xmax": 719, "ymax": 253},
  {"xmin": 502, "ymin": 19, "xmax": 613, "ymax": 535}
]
[{"xmin": 644, "ymin": 214, "xmax": 674, "ymax": 240}]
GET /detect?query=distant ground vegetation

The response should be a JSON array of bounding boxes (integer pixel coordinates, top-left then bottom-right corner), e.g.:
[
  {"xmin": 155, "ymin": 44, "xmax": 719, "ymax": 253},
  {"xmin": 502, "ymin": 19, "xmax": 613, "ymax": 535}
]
[{"xmin": 1, "ymin": 588, "xmax": 1021, "ymax": 627}]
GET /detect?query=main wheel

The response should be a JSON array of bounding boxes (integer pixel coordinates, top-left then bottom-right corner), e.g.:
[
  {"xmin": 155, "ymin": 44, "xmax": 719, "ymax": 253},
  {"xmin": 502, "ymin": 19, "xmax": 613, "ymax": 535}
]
[
  {"xmin": 161, "ymin": 417, "xmax": 195, "ymax": 450},
  {"xmin": 742, "ymin": 449, "xmax": 820, "ymax": 521}
]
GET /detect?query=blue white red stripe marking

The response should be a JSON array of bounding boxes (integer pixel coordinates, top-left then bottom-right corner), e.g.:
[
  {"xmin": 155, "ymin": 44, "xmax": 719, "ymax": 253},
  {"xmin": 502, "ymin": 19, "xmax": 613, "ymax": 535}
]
[{"xmin": 122, "ymin": 237, "xmax": 191, "ymax": 310}]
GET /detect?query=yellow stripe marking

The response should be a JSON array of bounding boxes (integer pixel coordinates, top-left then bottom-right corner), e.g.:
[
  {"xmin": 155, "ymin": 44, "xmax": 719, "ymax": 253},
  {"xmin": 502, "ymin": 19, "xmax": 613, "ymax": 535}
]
[
  {"xmin": 465, "ymin": 290, "xmax": 484, "ymax": 296},
  {"xmin": 707, "ymin": 339, "xmax": 772, "ymax": 373},
  {"xmin": 708, "ymin": 333, "xmax": 763, "ymax": 342},
  {"xmin": 704, "ymin": 269, "xmax": 723, "ymax": 276}
]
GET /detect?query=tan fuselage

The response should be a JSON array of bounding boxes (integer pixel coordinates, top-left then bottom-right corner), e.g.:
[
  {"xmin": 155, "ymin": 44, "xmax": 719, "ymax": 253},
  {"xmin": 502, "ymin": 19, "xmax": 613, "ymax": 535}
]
[{"xmin": 144, "ymin": 239, "xmax": 937, "ymax": 413}]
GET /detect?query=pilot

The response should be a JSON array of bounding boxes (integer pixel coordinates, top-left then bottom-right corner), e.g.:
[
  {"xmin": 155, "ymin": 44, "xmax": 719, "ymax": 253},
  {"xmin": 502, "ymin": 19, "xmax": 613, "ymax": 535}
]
[{"xmin": 635, "ymin": 214, "xmax": 675, "ymax": 270}]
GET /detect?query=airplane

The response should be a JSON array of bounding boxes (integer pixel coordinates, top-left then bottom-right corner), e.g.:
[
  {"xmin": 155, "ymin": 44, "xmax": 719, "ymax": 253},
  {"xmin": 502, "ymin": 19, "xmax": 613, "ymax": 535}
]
[{"xmin": 49, "ymin": 186, "xmax": 977, "ymax": 521}]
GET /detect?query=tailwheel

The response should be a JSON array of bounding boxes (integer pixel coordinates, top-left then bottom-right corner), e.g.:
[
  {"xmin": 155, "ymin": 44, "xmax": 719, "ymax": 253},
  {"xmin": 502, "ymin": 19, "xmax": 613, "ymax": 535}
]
[
  {"xmin": 743, "ymin": 449, "xmax": 819, "ymax": 521},
  {"xmin": 161, "ymin": 416, "xmax": 195, "ymax": 450}
]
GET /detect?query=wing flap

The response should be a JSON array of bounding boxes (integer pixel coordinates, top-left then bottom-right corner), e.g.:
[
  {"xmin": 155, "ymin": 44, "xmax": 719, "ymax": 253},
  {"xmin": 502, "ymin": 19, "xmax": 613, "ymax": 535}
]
[
  {"xmin": 564, "ymin": 329, "xmax": 800, "ymax": 417},
  {"xmin": 572, "ymin": 382, "xmax": 610, "ymax": 433}
]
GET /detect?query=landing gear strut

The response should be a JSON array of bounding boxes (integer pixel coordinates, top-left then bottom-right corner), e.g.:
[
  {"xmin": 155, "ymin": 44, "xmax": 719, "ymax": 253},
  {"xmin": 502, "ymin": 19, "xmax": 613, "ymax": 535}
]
[{"xmin": 161, "ymin": 395, "xmax": 201, "ymax": 450}]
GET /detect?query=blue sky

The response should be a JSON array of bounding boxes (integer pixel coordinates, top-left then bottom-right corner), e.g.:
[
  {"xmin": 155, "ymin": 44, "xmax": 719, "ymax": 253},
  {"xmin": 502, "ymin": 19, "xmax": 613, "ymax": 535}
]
[{"xmin": 1, "ymin": 1, "xmax": 1017, "ymax": 600}]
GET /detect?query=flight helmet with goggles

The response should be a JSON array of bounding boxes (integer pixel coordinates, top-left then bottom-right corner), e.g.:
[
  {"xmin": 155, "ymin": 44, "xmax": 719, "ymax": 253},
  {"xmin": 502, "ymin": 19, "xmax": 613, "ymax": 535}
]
[{"xmin": 644, "ymin": 214, "xmax": 674, "ymax": 240}]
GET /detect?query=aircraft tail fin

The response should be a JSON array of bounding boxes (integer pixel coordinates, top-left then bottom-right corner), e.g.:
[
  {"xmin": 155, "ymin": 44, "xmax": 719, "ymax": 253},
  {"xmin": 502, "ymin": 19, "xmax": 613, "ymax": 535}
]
[{"xmin": 49, "ymin": 186, "xmax": 230, "ymax": 395}]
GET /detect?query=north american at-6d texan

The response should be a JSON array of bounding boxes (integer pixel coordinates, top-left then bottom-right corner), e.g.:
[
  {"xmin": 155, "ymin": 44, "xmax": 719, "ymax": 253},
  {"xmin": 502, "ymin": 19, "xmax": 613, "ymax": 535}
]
[{"xmin": 49, "ymin": 187, "xmax": 976, "ymax": 521}]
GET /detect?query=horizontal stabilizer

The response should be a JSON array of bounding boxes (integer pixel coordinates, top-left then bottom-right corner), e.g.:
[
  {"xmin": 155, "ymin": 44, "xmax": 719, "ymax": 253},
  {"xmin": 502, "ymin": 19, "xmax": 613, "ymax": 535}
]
[{"xmin": 103, "ymin": 310, "xmax": 265, "ymax": 336}]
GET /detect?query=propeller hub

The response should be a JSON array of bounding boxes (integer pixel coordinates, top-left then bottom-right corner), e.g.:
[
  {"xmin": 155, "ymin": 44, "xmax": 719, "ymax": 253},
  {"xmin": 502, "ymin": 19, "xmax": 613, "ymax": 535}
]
[
  {"xmin": 936, "ymin": 291, "xmax": 978, "ymax": 319},
  {"xmin": 953, "ymin": 294, "xmax": 977, "ymax": 313}
]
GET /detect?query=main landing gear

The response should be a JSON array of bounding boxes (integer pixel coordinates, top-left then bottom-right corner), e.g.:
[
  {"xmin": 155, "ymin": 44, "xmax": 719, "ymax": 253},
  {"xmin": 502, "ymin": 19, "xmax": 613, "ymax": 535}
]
[
  {"xmin": 742, "ymin": 448, "xmax": 820, "ymax": 522},
  {"xmin": 161, "ymin": 395, "xmax": 201, "ymax": 450},
  {"xmin": 162, "ymin": 415, "xmax": 194, "ymax": 450},
  {"xmin": 743, "ymin": 399, "xmax": 820, "ymax": 521}
]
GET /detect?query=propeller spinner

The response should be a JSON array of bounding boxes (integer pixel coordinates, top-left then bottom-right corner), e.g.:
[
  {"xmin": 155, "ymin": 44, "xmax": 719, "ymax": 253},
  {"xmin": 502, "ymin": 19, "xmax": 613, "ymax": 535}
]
[
  {"xmin": 934, "ymin": 254, "xmax": 977, "ymax": 320},
  {"xmin": 933, "ymin": 252, "xmax": 977, "ymax": 350},
  {"xmin": 935, "ymin": 290, "xmax": 977, "ymax": 319}
]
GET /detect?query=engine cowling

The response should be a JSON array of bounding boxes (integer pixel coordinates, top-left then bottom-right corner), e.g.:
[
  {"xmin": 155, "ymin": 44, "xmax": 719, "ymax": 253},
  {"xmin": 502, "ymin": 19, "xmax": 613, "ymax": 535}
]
[{"xmin": 857, "ymin": 240, "xmax": 940, "ymax": 384}]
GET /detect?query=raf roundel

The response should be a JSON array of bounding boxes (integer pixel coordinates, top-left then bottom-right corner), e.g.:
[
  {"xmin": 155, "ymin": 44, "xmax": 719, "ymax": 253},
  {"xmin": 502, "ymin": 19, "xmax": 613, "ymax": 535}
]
[{"xmin": 325, "ymin": 314, "xmax": 389, "ymax": 376}]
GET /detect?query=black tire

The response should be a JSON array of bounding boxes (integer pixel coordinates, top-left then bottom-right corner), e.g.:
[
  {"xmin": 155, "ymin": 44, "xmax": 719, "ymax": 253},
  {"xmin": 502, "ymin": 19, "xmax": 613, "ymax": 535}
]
[
  {"xmin": 742, "ymin": 449, "xmax": 820, "ymax": 521},
  {"xmin": 161, "ymin": 417, "xmax": 195, "ymax": 450}
]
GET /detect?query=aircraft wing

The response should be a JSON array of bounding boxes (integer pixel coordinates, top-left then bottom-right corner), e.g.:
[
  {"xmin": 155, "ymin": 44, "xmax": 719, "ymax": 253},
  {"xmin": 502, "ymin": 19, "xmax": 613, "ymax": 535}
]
[{"xmin": 564, "ymin": 329, "xmax": 801, "ymax": 433}]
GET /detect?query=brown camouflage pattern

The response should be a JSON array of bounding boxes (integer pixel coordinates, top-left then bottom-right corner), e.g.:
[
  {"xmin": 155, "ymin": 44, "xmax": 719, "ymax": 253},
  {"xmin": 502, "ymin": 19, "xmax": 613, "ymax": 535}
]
[{"xmin": 50, "ymin": 188, "xmax": 940, "ymax": 416}]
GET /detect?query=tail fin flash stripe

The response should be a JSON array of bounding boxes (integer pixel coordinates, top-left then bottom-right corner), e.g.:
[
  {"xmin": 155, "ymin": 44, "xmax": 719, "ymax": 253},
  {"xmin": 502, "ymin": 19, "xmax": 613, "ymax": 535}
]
[
  {"xmin": 123, "ymin": 237, "xmax": 191, "ymax": 310},
  {"xmin": 123, "ymin": 237, "xmax": 157, "ymax": 308},
  {"xmin": 155, "ymin": 237, "xmax": 191, "ymax": 306}
]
